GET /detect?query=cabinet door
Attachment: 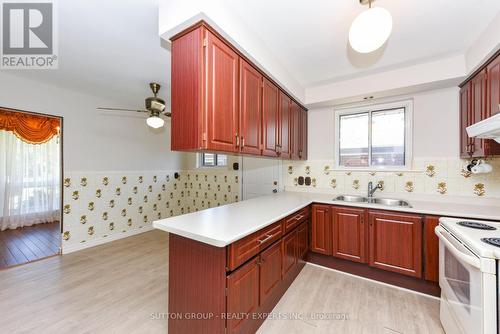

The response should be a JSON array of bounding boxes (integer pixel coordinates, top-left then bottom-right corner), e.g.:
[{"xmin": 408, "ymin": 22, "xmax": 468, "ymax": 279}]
[
  {"xmin": 470, "ymin": 70, "xmax": 488, "ymax": 157},
  {"xmin": 290, "ymin": 101, "xmax": 301, "ymax": 160},
  {"xmin": 259, "ymin": 241, "xmax": 282, "ymax": 305},
  {"xmin": 227, "ymin": 258, "xmax": 260, "ymax": 334},
  {"xmin": 423, "ymin": 216, "xmax": 439, "ymax": 283},
  {"xmin": 278, "ymin": 91, "xmax": 291, "ymax": 159},
  {"xmin": 297, "ymin": 221, "xmax": 308, "ymax": 260},
  {"xmin": 205, "ymin": 30, "xmax": 239, "ymax": 153},
  {"xmin": 332, "ymin": 207, "xmax": 367, "ymax": 263},
  {"xmin": 368, "ymin": 211, "xmax": 422, "ymax": 278},
  {"xmin": 262, "ymin": 78, "xmax": 279, "ymax": 157},
  {"xmin": 239, "ymin": 60, "xmax": 262, "ymax": 155},
  {"xmin": 310, "ymin": 204, "xmax": 332, "ymax": 255},
  {"xmin": 488, "ymin": 55, "xmax": 500, "ymax": 117},
  {"xmin": 281, "ymin": 231, "xmax": 297, "ymax": 279},
  {"xmin": 459, "ymin": 83, "xmax": 472, "ymax": 158},
  {"xmin": 299, "ymin": 108, "xmax": 308, "ymax": 160}
]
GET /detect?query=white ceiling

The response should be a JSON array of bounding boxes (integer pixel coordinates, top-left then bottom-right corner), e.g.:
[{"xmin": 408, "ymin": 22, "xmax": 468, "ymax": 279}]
[
  {"xmin": 6, "ymin": 0, "xmax": 500, "ymax": 105},
  {"xmin": 225, "ymin": 0, "xmax": 500, "ymax": 87},
  {"xmin": 8, "ymin": 0, "xmax": 170, "ymax": 108}
]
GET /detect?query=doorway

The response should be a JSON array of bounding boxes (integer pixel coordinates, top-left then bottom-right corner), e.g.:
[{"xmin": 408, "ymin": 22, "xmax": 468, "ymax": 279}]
[
  {"xmin": 241, "ymin": 157, "xmax": 283, "ymax": 200},
  {"xmin": 0, "ymin": 108, "xmax": 62, "ymax": 269}
]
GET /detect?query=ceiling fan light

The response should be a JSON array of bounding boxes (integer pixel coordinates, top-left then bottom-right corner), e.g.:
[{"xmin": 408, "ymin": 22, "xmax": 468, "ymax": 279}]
[
  {"xmin": 146, "ymin": 116, "xmax": 164, "ymax": 129},
  {"xmin": 349, "ymin": 7, "xmax": 393, "ymax": 53}
]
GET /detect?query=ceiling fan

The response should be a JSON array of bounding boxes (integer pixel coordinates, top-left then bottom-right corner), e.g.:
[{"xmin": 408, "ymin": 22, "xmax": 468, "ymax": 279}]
[{"xmin": 97, "ymin": 82, "xmax": 170, "ymax": 129}]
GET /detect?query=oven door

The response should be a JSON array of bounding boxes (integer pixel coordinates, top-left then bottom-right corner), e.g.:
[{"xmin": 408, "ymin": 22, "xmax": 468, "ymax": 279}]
[{"xmin": 436, "ymin": 225, "xmax": 496, "ymax": 334}]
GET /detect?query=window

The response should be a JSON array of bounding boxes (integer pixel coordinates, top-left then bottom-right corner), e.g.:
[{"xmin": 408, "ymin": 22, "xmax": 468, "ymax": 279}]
[
  {"xmin": 199, "ymin": 153, "xmax": 228, "ymax": 167},
  {"xmin": 335, "ymin": 101, "xmax": 412, "ymax": 169}
]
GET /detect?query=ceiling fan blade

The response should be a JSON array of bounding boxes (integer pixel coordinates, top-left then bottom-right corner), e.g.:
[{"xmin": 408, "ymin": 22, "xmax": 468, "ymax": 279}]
[{"xmin": 97, "ymin": 107, "xmax": 148, "ymax": 113}]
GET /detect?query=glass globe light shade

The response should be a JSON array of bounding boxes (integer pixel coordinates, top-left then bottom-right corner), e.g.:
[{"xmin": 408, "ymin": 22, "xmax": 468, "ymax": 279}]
[
  {"xmin": 349, "ymin": 7, "xmax": 393, "ymax": 53},
  {"xmin": 146, "ymin": 115, "xmax": 164, "ymax": 129}
]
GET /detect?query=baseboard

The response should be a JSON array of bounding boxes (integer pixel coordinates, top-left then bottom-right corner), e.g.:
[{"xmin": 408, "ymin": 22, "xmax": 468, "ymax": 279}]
[{"xmin": 62, "ymin": 225, "xmax": 154, "ymax": 254}]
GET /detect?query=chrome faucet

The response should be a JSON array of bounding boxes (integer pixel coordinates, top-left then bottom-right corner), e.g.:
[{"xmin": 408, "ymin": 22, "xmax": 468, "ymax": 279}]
[{"xmin": 368, "ymin": 181, "xmax": 382, "ymax": 198}]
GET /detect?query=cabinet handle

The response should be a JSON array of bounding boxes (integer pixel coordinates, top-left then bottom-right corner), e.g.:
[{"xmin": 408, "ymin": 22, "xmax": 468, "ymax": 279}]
[
  {"xmin": 258, "ymin": 234, "xmax": 274, "ymax": 245},
  {"xmin": 241, "ymin": 137, "xmax": 245, "ymax": 148},
  {"xmin": 235, "ymin": 134, "xmax": 240, "ymax": 147}
]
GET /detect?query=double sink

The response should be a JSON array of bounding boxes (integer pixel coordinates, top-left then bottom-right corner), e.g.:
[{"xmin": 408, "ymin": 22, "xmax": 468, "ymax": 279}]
[{"xmin": 333, "ymin": 195, "xmax": 412, "ymax": 208}]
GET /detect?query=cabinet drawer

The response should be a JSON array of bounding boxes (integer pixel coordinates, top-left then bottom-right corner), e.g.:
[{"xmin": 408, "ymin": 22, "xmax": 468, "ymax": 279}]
[
  {"xmin": 227, "ymin": 222, "xmax": 282, "ymax": 271},
  {"xmin": 283, "ymin": 207, "xmax": 309, "ymax": 234}
]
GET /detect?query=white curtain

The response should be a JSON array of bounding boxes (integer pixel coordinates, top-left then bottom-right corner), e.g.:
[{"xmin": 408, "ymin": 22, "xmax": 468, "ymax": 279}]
[{"xmin": 0, "ymin": 130, "xmax": 60, "ymax": 231}]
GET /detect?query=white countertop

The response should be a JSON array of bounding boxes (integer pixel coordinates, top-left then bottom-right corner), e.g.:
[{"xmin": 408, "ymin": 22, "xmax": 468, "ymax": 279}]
[{"xmin": 153, "ymin": 191, "xmax": 500, "ymax": 247}]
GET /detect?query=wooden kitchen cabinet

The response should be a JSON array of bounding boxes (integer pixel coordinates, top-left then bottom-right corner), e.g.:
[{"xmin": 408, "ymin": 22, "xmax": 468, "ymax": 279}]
[
  {"xmin": 297, "ymin": 222, "xmax": 308, "ymax": 259},
  {"xmin": 459, "ymin": 82, "xmax": 472, "ymax": 158},
  {"xmin": 290, "ymin": 101, "xmax": 301, "ymax": 160},
  {"xmin": 423, "ymin": 216, "xmax": 440, "ymax": 283},
  {"xmin": 227, "ymin": 258, "xmax": 260, "ymax": 334},
  {"xmin": 310, "ymin": 204, "xmax": 332, "ymax": 255},
  {"xmin": 281, "ymin": 230, "xmax": 297, "ymax": 279},
  {"xmin": 299, "ymin": 108, "xmax": 308, "ymax": 160},
  {"xmin": 459, "ymin": 51, "xmax": 500, "ymax": 158},
  {"xmin": 170, "ymin": 21, "xmax": 308, "ymax": 160},
  {"xmin": 262, "ymin": 78, "xmax": 280, "ymax": 157},
  {"xmin": 470, "ymin": 69, "xmax": 488, "ymax": 157},
  {"xmin": 259, "ymin": 241, "xmax": 282, "ymax": 306},
  {"xmin": 278, "ymin": 91, "xmax": 291, "ymax": 159},
  {"xmin": 332, "ymin": 206, "xmax": 367, "ymax": 263},
  {"xmin": 368, "ymin": 211, "xmax": 423, "ymax": 278},
  {"xmin": 205, "ymin": 29, "xmax": 240, "ymax": 153},
  {"xmin": 239, "ymin": 59, "xmax": 262, "ymax": 155},
  {"xmin": 488, "ymin": 54, "xmax": 500, "ymax": 117}
]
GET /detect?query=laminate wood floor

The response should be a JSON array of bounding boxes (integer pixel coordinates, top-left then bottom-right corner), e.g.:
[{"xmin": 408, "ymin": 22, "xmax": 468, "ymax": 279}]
[
  {"xmin": 0, "ymin": 221, "xmax": 60, "ymax": 269},
  {"xmin": 0, "ymin": 230, "xmax": 444, "ymax": 334}
]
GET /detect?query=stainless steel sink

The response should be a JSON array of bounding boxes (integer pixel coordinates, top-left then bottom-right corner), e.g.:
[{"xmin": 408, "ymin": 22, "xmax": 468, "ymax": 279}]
[
  {"xmin": 334, "ymin": 195, "xmax": 367, "ymax": 203},
  {"xmin": 333, "ymin": 195, "xmax": 411, "ymax": 207},
  {"xmin": 367, "ymin": 198, "xmax": 412, "ymax": 207}
]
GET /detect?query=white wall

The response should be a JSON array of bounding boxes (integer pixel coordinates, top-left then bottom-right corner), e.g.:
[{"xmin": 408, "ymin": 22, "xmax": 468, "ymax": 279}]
[
  {"xmin": 307, "ymin": 86, "xmax": 460, "ymax": 161},
  {"xmin": 0, "ymin": 72, "xmax": 188, "ymax": 172},
  {"xmin": 158, "ymin": 1, "xmax": 304, "ymax": 102},
  {"xmin": 465, "ymin": 11, "xmax": 500, "ymax": 75}
]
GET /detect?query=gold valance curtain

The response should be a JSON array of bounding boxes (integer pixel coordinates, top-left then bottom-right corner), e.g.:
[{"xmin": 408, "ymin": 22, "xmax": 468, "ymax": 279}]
[{"xmin": 0, "ymin": 110, "xmax": 60, "ymax": 144}]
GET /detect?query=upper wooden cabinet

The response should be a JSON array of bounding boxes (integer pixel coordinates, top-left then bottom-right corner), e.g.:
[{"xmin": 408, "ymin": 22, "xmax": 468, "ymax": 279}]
[
  {"xmin": 278, "ymin": 91, "xmax": 291, "ymax": 159},
  {"xmin": 332, "ymin": 207, "xmax": 367, "ymax": 263},
  {"xmin": 239, "ymin": 59, "xmax": 262, "ymax": 155},
  {"xmin": 262, "ymin": 78, "xmax": 280, "ymax": 157},
  {"xmin": 459, "ymin": 83, "xmax": 472, "ymax": 158},
  {"xmin": 290, "ymin": 101, "xmax": 301, "ymax": 160},
  {"xmin": 459, "ymin": 52, "xmax": 500, "ymax": 158},
  {"xmin": 206, "ymin": 30, "xmax": 240, "ymax": 152},
  {"xmin": 488, "ymin": 54, "xmax": 500, "ymax": 117},
  {"xmin": 299, "ymin": 107, "xmax": 308, "ymax": 160},
  {"xmin": 170, "ymin": 21, "xmax": 307, "ymax": 160},
  {"xmin": 368, "ymin": 211, "xmax": 423, "ymax": 278}
]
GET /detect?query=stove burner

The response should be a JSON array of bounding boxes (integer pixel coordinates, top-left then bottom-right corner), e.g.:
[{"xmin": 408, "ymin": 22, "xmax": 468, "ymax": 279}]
[
  {"xmin": 481, "ymin": 238, "xmax": 500, "ymax": 248},
  {"xmin": 457, "ymin": 221, "xmax": 497, "ymax": 230}
]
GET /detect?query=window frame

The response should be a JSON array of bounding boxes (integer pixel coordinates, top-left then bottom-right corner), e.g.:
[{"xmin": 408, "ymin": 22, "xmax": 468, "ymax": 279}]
[
  {"xmin": 197, "ymin": 152, "xmax": 228, "ymax": 168},
  {"xmin": 334, "ymin": 100, "xmax": 413, "ymax": 171}
]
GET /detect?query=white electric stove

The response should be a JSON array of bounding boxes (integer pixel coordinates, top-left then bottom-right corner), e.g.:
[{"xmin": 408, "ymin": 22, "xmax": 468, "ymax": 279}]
[{"xmin": 437, "ymin": 217, "xmax": 500, "ymax": 334}]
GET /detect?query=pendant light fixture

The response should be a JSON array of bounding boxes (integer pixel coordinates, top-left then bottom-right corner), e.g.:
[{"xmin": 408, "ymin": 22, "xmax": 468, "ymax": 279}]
[
  {"xmin": 146, "ymin": 111, "xmax": 165, "ymax": 129},
  {"xmin": 349, "ymin": 0, "xmax": 393, "ymax": 53}
]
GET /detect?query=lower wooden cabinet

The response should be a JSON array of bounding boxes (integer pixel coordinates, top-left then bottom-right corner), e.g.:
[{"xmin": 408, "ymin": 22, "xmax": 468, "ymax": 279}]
[
  {"xmin": 297, "ymin": 222, "xmax": 308, "ymax": 259},
  {"xmin": 310, "ymin": 204, "xmax": 332, "ymax": 255},
  {"xmin": 259, "ymin": 241, "xmax": 282, "ymax": 305},
  {"xmin": 368, "ymin": 211, "xmax": 423, "ymax": 278},
  {"xmin": 423, "ymin": 216, "xmax": 440, "ymax": 282},
  {"xmin": 227, "ymin": 258, "xmax": 260, "ymax": 334},
  {"xmin": 332, "ymin": 207, "xmax": 367, "ymax": 263},
  {"xmin": 281, "ymin": 231, "xmax": 297, "ymax": 279}
]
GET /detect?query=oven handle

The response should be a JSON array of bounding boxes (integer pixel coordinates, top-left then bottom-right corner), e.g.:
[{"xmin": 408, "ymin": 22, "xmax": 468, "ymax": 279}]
[{"xmin": 435, "ymin": 226, "xmax": 481, "ymax": 269}]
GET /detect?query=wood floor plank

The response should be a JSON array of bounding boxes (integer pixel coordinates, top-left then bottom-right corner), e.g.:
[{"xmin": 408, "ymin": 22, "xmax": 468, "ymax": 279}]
[{"xmin": 0, "ymin": 230, "xmax": 443, "ymax": 334}]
